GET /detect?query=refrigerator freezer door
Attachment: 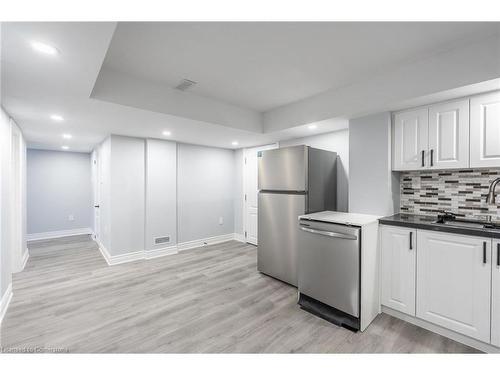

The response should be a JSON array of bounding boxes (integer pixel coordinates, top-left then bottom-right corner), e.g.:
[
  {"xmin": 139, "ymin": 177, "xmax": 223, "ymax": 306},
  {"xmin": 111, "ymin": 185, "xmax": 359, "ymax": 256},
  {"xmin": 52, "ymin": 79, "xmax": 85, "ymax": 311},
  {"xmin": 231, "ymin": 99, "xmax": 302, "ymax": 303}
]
[
  {"xmin": 258, "ymin": 145, "xmax": 307, "ymax": 192},
  {"xmin": 257, "ymin": 192, "xmax": 305, "ymax": 286}
]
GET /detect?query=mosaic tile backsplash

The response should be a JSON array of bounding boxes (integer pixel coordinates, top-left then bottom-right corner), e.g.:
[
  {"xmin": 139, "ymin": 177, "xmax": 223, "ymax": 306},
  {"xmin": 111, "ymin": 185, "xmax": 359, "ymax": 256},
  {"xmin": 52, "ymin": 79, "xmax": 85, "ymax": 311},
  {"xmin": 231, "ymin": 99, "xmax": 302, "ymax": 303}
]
[{"xmin": 400, "ymin": 168, "xmax": 500, "ymax": 221}]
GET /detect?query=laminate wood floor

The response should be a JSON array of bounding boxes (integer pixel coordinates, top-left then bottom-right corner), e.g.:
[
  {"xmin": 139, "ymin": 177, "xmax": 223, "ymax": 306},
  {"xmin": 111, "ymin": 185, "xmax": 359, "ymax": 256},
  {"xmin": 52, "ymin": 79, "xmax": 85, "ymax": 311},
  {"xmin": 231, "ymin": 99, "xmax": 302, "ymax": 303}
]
[{"xmin": 0, "ymin": 235, "xmax": 479, "ymax": 353}]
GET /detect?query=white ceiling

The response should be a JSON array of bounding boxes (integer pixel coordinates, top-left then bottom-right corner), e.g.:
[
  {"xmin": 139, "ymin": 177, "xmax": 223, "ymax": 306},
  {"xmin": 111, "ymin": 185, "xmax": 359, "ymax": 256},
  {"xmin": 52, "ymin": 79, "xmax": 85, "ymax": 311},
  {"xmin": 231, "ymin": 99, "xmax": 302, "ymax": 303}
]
[
  {"xmin": 103, "ymin": 22, "xmax": 498, "ymax": 111},
  {"xmin": 1, "ymin": 22, "xmax": 499, "ymax": 152}
]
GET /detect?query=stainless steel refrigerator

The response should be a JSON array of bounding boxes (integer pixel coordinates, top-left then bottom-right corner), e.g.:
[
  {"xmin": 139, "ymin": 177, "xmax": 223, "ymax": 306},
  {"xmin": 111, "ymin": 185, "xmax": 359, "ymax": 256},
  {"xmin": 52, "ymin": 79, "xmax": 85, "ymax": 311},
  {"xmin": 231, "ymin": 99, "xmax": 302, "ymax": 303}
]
[{"xmin": 257, "ymin": 145, "xmax": 337, "ymax": 286}]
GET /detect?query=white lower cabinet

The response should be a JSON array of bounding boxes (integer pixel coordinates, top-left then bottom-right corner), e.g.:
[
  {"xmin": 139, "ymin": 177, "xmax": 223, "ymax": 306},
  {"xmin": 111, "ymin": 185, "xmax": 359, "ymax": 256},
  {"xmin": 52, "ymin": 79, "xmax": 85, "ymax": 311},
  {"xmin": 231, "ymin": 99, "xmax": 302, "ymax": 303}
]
[
  {"xmin": 416, "ymin": 230, "xmax": 491, "ymax": 343},
  {"xmin": 380, "ymin": 225, "xmax": 416, "ymax": 315},
  {"xmin": 492, "ymin": 240, "xmax": 500, "ymax": 347}
]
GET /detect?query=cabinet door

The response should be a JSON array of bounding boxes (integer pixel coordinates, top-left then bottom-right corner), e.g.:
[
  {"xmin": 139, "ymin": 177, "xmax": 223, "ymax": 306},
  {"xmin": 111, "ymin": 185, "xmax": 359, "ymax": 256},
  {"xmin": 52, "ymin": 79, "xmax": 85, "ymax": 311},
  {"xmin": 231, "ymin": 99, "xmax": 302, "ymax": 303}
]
[
  {"xmin": 492, "ymin": 240, "xmax": 500, "ymax": 347},
  {"xmin": 470, "ymin": 91, "xmax": 500, "ymax": 168},
  {"xmin": 393, "ymin": 108, "xmax": 429, "ymax": 171},
  {"xmin": 428, "ymin": 99, "xmax": 469, "ymax": 169},
  {"xmin": 380, "ymin": 225, "xmax": 416, "ymax": 315},
  {"xmin": 417, "ymin": 230, "xmax": 491, "ymax": 342}
]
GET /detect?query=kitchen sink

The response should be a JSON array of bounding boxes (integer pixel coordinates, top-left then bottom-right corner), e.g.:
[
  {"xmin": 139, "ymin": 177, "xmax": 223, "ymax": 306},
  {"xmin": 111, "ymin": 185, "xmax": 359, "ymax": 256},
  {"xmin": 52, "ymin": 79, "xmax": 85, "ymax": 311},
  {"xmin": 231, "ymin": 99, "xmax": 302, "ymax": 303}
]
[{"xmin": 432, "ymin": 217, "xmax": 500, "ymax": 230}]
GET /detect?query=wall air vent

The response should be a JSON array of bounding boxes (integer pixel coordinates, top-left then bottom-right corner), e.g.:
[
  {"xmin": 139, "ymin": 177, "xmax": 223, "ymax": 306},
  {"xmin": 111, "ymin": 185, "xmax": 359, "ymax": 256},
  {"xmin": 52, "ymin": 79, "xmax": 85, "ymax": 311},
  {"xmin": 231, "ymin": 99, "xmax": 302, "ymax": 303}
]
[
  {"xmin": 174, "ymin": 79, "xmax": 197, "ymax": 91},
  {"xmin": 154, "ymin": 236, "xmax": 171, "ymax": 245}
]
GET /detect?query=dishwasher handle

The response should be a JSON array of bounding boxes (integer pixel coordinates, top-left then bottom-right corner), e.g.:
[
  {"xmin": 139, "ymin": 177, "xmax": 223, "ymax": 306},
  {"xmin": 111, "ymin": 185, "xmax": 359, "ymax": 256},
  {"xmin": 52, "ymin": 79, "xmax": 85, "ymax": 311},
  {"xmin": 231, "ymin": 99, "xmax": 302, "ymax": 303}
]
[{"xmin": 299, "ymin": 226, "xmax": 358, "ymax": 240}]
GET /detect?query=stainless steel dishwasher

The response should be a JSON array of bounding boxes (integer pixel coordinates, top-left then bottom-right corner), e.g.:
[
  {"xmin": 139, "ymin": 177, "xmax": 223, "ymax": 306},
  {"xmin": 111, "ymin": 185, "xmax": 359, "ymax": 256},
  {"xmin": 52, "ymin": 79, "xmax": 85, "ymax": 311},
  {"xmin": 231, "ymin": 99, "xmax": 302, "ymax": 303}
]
[{"xmin": 297, "ymin": 217, "xmax": 361, "ymax": 331}]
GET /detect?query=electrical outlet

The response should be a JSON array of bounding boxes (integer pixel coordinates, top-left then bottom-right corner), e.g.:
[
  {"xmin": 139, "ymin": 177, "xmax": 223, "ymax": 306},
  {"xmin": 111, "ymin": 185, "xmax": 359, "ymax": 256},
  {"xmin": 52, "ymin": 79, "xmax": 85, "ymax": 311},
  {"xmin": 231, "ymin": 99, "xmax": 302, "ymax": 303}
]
[
  {"xmin": 219, "ymin": 217, "xmax": 224, "ymax": 225},
  {"xmin": 68, "ymin": 214, "xmax": 74, "ymax": 221}
]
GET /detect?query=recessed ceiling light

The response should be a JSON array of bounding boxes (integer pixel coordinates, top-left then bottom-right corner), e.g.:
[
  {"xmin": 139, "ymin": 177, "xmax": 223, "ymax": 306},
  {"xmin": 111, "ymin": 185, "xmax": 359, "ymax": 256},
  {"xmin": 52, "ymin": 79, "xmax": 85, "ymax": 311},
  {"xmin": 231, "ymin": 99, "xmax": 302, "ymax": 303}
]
[
  {"xmin": 308, "ymin": 124, "xmax": 318, "ymax": 130},
  {"xmin": 61, "ymin": 146, "xmax": 69, "ymax": 150},
  {"xmin": 50, "ymin": 114, "xmax": 64, "ymax": 122},
  {"xmin": 31, "ymin": 41, "xmax": 59, "ymax": 55},
  {"xmin": 232, "ymin": 141, "xmax": 239, "ymax": 146},
  {"xmin": 162, "ymin": 130, "xmax": 171, "ymax": 136},
  {"xmin": 62, "ymin": 134, "xmax": 72, "ymax": 139}
]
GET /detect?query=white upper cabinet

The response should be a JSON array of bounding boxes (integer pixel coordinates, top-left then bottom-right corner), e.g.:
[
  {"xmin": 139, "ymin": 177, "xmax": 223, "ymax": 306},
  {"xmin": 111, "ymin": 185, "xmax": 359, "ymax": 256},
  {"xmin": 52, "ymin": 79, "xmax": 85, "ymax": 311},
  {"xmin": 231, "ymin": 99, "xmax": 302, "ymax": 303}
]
[
  {"xmin": 393, "ymin": 108, "xmax": 428, "ymax": 170},
  {"xmin": 428, "ymin": 99, "xmax": 469, "ymax": 169},
  {"xmin": 492, "ymin": 239, "xmax": 500, "ymax": 347},
  {"xmin": 470, "ymin": 91, "xmax": 500, "ymax": 168},
  {"xmin": 416, "ymin": 230, "xmax": 491, "ymax": 343},
  {"xmin": 392, "ymin": 91, "xmax": 500, "ymax": 171},
  {"xmin": 380, "ymin": 225, "xmax": 416, "ymax": 316}
]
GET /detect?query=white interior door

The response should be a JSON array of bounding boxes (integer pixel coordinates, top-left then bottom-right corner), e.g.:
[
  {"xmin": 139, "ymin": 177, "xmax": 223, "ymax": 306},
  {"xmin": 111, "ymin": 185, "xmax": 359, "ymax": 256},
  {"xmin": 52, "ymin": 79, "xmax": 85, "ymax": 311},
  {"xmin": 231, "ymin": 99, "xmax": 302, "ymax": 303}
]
[
  {"xmin": 92, "ymin": 151, "xmax": 101, "ymax": 241},
  {"xmin": 244, "ymin": 144, "xmax": 278, "ymax": 245}
]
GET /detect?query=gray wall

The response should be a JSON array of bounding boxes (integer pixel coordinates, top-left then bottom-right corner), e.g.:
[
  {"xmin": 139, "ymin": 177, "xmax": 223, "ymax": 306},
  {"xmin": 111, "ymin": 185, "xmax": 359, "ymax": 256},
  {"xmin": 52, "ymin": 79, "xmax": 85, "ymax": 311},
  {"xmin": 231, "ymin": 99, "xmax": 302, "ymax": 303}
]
[
  {"xmin": 27, "ymin": 149, "xmax": 92, "ymax": 235},
  {"xmin": 280, "ymin": 129, "xmax": 349, "ymax": 212},
  {"xmin": 349, "ymin": 112, "xmax": 400, "ymax": 216},
  {"xmin": 109, "ymin": 135, "xmax": 145, "ymax": 255},
  {"xmin": 145, "ymin": 139, "xmax": 177, "ymax": 249},
  {"xmin": 177, "ymin": 143, "xmax": 235, "ymax": 243}
]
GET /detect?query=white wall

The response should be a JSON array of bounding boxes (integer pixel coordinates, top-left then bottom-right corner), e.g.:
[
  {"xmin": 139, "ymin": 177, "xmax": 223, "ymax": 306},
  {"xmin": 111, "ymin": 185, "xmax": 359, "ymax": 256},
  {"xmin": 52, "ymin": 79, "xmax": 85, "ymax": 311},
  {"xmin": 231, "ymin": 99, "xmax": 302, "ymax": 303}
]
[
  {"xmin": 10, "ymin": 119, "xmax": 27, "ymax": 272},
  {"xmin": 95, "ymin": 137, "xmax": 111, "ymax": 250},
  {"xmin": 177, "ymin": 143, "xmax": 235, "ymax": 243},
  {"xmin": 145, "ymin": 139, "xmax": 177, "ymax": 250},
  {"xmin": 349, "ymin": 112, "xmax": 400, "ymax": 216},
  {"xmin": 109, "ymin": 135, "xmax": 145, "ymax": 256},
  {"xmin": 0, "ymin": 107, "xmax": 12, "ymax": 300},
  {"xmin": 1, "ymin": 106, "xmax": 27, "ymax": 306},
  {"xmin": 93, "ymin": 66, "xmax": 263, "ymax": 133},
  {"xmin": 27, "ymin": 149, "xmax": 92, "ymax": 236},
  {"xmin": 95, "ymin": 136, "xmax": 237, "ymax": 258},
  {"xmin": 279, "ymin": 129, "xmax": 349, "ymax": 212}
]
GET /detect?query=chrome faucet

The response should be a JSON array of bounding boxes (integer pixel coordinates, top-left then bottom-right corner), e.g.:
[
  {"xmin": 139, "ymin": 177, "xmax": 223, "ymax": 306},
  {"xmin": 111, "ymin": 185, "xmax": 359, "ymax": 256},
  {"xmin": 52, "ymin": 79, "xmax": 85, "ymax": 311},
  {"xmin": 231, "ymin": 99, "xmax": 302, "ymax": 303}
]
[{"xmin": 486, "ymin": 177, "xmax": 500, "ymax": 204}]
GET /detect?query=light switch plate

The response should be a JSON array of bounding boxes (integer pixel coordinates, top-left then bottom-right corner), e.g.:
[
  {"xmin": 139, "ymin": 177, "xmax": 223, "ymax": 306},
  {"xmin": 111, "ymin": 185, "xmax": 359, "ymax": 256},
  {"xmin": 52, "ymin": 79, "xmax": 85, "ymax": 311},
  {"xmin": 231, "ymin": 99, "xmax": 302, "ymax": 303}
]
[
  {"xmin": 68, "ymin": 214, "xmax": 74, "ymax": 221},
  {"xmin": 219, "ymin": 217, "xmax": 223, "ymax": 225}
]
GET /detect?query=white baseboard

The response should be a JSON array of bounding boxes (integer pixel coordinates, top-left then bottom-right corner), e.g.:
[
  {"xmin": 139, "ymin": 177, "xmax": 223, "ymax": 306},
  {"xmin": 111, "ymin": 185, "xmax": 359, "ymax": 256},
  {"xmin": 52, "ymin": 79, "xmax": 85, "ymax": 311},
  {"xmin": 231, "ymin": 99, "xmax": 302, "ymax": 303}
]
[
  {"xmin": 27, "ymin": 227, "xmax": 93, "ymax": 241},
  {"xmin": 21, "ymin": 249, "xmax": 29, "ymax": 270},
  {"xmin": 96, "ymin": 240, "xmax": 144, "ymax": 266},
  {"xmin": 381, "ymin": 306, "xmax": 500, "ymax": 353},
  {"xmin": 0, "ymin": 283, "xmax": 13, "ymax": 326},
  {"xmin": 96, "ymin": 233, "xmax": 241, "ymax": 266},
  {"xmin": 96, "ymin": 240, "xmax": 112, "ymax": 265},
  {"xmin": 177, "ymin": 233, "xmax": 235, "ymax": 252},
  {"xmin": 144, "ymin": 245, "xmax": 178, "ymax": 260},
  {"xmin": 12, "ymin": 248, "xmax": 30, "ymax": 274},
  {"xmin": 233, "ymin": 233, "xmax": 246, "ymax": 243}
]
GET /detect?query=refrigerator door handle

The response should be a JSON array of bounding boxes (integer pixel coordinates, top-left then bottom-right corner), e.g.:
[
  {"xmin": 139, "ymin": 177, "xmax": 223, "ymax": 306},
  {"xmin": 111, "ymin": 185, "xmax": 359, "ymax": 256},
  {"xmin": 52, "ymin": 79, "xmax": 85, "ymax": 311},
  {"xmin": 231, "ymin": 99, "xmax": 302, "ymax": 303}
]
[{"xmin": 299, "ymin": 226, "xmax": 358, "ymax": 240}]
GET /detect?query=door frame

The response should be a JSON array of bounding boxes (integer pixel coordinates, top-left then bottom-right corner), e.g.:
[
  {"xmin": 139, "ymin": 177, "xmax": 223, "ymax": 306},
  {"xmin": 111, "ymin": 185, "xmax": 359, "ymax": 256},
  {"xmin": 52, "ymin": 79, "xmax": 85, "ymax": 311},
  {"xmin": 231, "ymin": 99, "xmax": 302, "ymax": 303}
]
[
  {"xmin": 91, "ymin": 149, "xmax": 100, "ymax": 241},
  {"xmin": 242, "ymin": 143, "xmax": 278, "ymax": 244}
]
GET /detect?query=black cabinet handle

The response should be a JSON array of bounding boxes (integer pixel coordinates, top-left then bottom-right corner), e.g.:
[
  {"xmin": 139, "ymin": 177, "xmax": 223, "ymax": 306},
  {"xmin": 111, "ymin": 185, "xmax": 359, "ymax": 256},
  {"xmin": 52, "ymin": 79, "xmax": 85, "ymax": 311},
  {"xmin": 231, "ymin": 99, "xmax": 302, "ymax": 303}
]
[
  {"xmin": 497, "ymin": 243, "xmax": 499, "ymax": 267},
  {"xmin": 430, "ymin": 149, "xmax": 434, "ymax": 167},
  {"xmin": 421, "ymin": 150, "xmax": 425, "ymax": 167},
  {"xmin": 94, "ymin": 205, "xmax": 100, "ymax": 208},
  {"xmin": 409, "ymin": 232, "xmax": 413, "ymax": 250},
  {"xmin": 483, "ymin": 242, "xmax": 487, "ymax": 264}
]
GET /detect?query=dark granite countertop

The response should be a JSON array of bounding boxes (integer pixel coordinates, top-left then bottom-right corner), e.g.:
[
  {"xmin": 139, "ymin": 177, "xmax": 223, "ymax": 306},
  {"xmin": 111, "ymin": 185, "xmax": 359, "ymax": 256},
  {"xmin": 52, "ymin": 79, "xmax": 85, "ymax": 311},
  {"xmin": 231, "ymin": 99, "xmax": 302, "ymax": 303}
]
[{"xmin": 379, "ymin": 213, "xmax": 500, "ymax": 239}]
